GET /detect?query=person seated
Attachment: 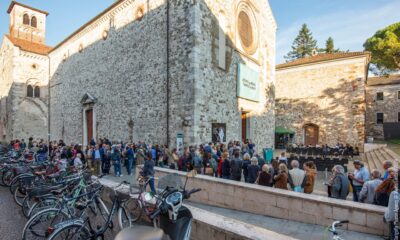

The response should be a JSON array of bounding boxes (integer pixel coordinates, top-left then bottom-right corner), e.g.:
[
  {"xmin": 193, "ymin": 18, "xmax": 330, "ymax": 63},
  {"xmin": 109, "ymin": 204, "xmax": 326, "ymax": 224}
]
[{"xmin": 278, "ymin": 152, "xmax": 288, "ymax": 165}]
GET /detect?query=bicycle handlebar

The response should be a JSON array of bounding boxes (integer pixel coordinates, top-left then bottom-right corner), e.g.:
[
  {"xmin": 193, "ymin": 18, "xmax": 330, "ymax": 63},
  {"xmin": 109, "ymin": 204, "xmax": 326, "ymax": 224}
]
[{"xmin": 330, "ymin": 220, "xmax": 349, "ymax": 233}]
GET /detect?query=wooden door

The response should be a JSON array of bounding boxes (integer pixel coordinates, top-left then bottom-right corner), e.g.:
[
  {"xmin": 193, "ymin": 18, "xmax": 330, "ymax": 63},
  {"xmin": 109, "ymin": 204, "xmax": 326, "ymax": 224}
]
[
  {"xmin": 304, "ymin": 124, "xmax": 319, "ymax": 146},
  {"xmin": 86, "ymin": 109, "xmax": 93, "ymax": 144},
  {"xmin": 241, "ymin": 112, "xmax": 247, "ymax": 142}
]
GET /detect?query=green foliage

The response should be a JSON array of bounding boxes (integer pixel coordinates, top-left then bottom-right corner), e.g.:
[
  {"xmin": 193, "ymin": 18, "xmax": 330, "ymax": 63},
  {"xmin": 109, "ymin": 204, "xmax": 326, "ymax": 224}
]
[
  {"xmin": 364, "ymin": 22, "xmax": 400, "ymax": 74},
  {"xmin": 325, "ymin": 37, "xmax": 340, "ymax": 53},
  {"xmin": 285, "ymin": 24, "xmax": 318, "ymax": 61}
]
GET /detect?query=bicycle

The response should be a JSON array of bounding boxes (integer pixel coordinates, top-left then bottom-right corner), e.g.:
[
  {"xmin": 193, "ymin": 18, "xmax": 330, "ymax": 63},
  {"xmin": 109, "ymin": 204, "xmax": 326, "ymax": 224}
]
[
  {"xmin": 325, "ymin": 220, "xmax": 349, "ymax": 240},
  {"xmin": 127, "ymin": 175, "xmax": 159, "ymax": 223},
  {"xmin": 47, "ymin": 181, "xmax": 132, "ymax": 240},
  {"xmin": 22, "ymin": 181, "xmax": 107, "ymax": 240}
]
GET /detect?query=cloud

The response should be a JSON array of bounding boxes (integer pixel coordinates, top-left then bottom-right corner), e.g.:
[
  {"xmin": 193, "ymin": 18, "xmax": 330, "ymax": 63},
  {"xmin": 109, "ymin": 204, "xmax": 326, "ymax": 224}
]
[{"xmin": 276, "ymin": 1, "xmax": 400, "ymax": 63}]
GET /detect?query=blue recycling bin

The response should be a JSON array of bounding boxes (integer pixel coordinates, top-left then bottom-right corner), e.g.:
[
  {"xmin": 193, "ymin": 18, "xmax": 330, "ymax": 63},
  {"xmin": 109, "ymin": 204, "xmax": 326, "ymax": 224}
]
[{"xmin": 263, "ymin": 148, "xmax": 273, "ymax": 164}]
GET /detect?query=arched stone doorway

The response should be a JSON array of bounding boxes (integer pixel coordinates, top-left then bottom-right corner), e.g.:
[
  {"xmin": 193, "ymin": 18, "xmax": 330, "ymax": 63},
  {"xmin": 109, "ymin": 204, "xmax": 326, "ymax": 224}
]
[{"xmin": 304, "ymin": 124, "xmax": 319, "ymax": 146}]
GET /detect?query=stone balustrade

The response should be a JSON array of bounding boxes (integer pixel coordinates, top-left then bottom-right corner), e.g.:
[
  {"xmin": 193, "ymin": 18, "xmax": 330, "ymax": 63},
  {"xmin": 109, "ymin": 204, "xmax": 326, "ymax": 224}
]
[
  {"xmin": 141, "ymin": 166, "xmax": 387, "ymax": 236},
  {"xmin": 98, "ymin": 177, "xmax": 296, "ymax": 240}
]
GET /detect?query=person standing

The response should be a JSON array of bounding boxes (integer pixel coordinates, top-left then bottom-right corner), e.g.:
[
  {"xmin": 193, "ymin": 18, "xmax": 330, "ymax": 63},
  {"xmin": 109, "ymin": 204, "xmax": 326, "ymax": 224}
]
[
  {"xmin": 91, "ymin": 144, "xmax": 103, "ymax": 176},
  {"xmin": 329, "ymin": 165, "xmax": 349, "ymax": 200},
  {"xmin": 359, "ymin": 169, "xmax": 382, "ymax": 204},
  {"xmin": 230, "ymin": 150, "xmax": 243, "ymax": 181},
  {"xmin": 247, "ymin": 157, "xmax": 260, "ymax": 184},
  {"xmin": 221, "ymin": 152, "xmax": 231, "ymax": 179},
  {"xmin": 112, "ymin": 146, "xmax": 122, "ymax": 177},
  {"xmin": 288, "ymin": 160, "xmax": 306, "ymax": 192},
  {"xmin": 303, "ymin": 161, "xmax": 317, "ymax": 194},
  {"xmin": 274, "ymin": 163, "xmax": 288, "ymax": 190},
  {"xmin": 384, "ymin": 190, "xmax": 398, "ymax": 240},
  {"xmin": 382, "ymin": 161, "xmax": 393, "ymax": 180},
  {"xmin": 257, "ymin": 164, "xmax": 272, "ymax": 186},
  {"xmin": 348, "ymin": 160, "xmax": 370, "ymax": 202},
  {"xmin": 143, "ymin": 153, "xmax": 156, "ymax": 194},
  {"xmin": 374, "ymin": 167, "xmax": 396, "ymax": 206},
  {"xmin": 242, "ymin": 153, "xmax": 251, "ymax": 182},
  {"xmin": 126, "ymin": 144, "xmax": 135, "ymax": 176}
]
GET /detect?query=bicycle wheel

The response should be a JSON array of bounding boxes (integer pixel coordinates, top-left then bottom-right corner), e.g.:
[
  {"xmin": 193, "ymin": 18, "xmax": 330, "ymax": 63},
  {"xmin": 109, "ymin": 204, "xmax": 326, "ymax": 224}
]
[
  {"xmin": 22, "ymin": 208, "xmax": 69, "ymax": 240},
  {"xmin": 14, "ymin": 186, "xmax": 27, "ymax": 206},
  {"xmin": 28, "ymin": 197, "xmax": 59, "ymax": 218},
  {"xmin": 94, "ymin": 196, "xmax": 110, "ymax": 223},
  {"xmin": 47, "ymin": 223, "xmax": 90, "ymax": 240},
  {"xmin": 118, "ymin": 205, "xmax": 132, "ymax": 230},
  {"xmin": 125, "ymin": 199, "xmax": 142, "ymax": 222},
  {"xmin": 22, "ymin": 195, "xmax": 35, "ymax": 218},
  {"xmin": 2, "ymin": 170, "xmax": 14, "ymax": 186},
  {"xmin": 9, "ymin": 176, "xmax": 20, "ymax": 194}
]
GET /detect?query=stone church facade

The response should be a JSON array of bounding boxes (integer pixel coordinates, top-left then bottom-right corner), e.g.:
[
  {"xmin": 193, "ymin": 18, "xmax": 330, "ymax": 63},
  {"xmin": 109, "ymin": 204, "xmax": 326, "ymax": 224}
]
[
  {"xmin": 275, "ymin": 52, "xmax": 371, "ymax": 151},
  {"xmin": 0, "ymin": 0, "xmax": 276, "ymax": 150},
  {"xmin": 0, "ymin": 2, "xmax": 51, "ymax": 142},
  {"xmin": 366, "ymin": 75, "xmax": 400, "ymax": 139}
]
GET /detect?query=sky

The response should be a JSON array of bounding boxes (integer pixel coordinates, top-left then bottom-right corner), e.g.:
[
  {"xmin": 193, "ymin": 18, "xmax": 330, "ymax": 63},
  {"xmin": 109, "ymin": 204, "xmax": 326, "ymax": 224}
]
[
  {"xmin": 269, "ymin": 0, "xmax": 400, "ymax": 63},
  {"xmin": 0, "ymin": 1, "xmax": 399, "ymax": 64}
]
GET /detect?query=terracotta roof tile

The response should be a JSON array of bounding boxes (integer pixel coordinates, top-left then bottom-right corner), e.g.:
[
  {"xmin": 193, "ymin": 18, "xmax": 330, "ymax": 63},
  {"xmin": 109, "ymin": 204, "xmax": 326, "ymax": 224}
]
[
  {"xmin": 7, "ymin": 1, "xmax": 49, "ymax": 16},
  {"xmin": 6, "ymin": 35, "xmax": 52, "ymax": 55},
  {"xmin": 367, "ymin": 74, "xmax": 400, "ymax": 86},
  {"xmin": 276, "ymin": 52, "xmax": 371, "ymax": 69}
]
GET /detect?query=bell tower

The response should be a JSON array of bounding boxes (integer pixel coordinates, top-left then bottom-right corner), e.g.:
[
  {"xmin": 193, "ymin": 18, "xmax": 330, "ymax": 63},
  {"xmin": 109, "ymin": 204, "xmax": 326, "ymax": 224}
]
[{"xmin": 7, "ymin": 1, "xmax": 48, "ymax": 44}]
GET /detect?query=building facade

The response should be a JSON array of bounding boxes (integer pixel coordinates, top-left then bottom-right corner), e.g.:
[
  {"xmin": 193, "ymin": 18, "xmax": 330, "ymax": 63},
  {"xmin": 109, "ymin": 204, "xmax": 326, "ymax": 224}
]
[
  {"xmin": 275, "ymin": 52, "xmax": 370, "ymax": 151},
  {"xmin": 366, "ymin": 75, "xmax": 400, "ymax": 139},
  {"xmin": 45, "ymin": 0, "xmax": 277, "ymax": 150},
  {"xmin": 0, "ymin": 2, "xmax": 51, "ymax": 142}
]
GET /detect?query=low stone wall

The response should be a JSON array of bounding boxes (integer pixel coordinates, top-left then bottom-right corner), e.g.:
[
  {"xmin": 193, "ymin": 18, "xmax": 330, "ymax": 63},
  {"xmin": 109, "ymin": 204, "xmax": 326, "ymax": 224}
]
[
  {"xmin": 143, "ymin": 167, "xmax": 387, "ymax": 236},
  {"xmin": 99, "ymin": 177, "xmax": 296, "ymax": 240}
]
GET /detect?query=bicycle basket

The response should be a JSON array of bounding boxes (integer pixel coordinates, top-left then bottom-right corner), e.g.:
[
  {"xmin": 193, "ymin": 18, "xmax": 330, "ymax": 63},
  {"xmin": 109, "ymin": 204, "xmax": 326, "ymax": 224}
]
[{"xmin": 157, "ymin": 173, "xmax": 183, "ymax": 191}]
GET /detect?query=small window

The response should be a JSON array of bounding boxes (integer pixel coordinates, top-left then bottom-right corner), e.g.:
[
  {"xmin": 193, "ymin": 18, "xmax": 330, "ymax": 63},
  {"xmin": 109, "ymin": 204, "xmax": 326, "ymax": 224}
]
[
  {"xmin": 377, "ymin": 113, "xmax": 384, "ymax": 124},
  {"xmin": 31, "ymin": 16, "xmax": 37, "ymax": 28},
  {"xmin": 398, "ymin": 91, "xmax": 400, "ymax": 100},
  {"xmin": 23, "ymin": 14, "xmax": 30, "ymax": 25},
  {"xmin": 376, "ymin": 92, "xmax": 384, "ymax": 101},
  {"xmin": 27, "ymin": 85, "xmax": 33, "ymax": 97},
  {"xmin": 398, "ymin": 112, "xmax": 400, "ymax": 122},
  {"xmin": 34, "ymin": 86, "xmax": 40, "ymax": 98}
]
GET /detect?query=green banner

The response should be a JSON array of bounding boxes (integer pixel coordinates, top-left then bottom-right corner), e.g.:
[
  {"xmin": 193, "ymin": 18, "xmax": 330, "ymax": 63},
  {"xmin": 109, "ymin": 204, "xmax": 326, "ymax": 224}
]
[{"xmin": 237, "ymin": 63, "xmax": 260, "ymax": 102}]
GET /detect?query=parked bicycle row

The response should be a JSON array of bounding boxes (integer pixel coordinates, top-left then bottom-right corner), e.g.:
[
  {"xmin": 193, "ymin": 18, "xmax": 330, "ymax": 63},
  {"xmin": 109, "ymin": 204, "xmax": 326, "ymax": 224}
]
[{"xmin": 0, "ymin": 145, "xmax": 201, "ymax": 240}]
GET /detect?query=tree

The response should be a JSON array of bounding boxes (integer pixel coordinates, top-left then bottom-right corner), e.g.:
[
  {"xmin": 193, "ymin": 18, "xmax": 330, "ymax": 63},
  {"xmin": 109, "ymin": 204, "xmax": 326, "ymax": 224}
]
[
  {"xmin": 364, "ymin": 22, "xmax": 400, "ymax": 74},
  {"xmin": 285, "ymin": 24, "xmax": 318, "ymax": 61},
  {"xmin": 325, "ymin": 37, "xmax": 340, "ymax": 53}
]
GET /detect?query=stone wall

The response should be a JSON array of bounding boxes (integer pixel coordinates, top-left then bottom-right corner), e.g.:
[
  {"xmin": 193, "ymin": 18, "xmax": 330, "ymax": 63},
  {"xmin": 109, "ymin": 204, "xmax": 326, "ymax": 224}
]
[
  {"xmin": 0, "ymin": 36, "xmax": 48, "ymax": 141},
  {"xmin": 49, "ymin": 0, "xmax": 276, "ymax": 150},
  {"xmin": 366, "ymin": 84, "xmax": 400, "ymax": 139},
  {"xmin": 276, "ymin": 56, "xmax": 369, "ymax": 150},
  {"xmin": 146, "ymin": 167, "xmax": 387, "ymax": 236},
  {"xmin": 99, "ymin": 177, "xmax": 295, "ymax": 240},
  {"xmin": 49, "ymin": 0, "xmax": 168, "ymax": 145}
]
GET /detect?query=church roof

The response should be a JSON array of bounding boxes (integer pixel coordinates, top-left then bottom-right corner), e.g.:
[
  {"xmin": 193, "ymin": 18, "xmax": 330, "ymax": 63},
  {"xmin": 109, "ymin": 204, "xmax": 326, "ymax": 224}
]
[
  {"xmin": 367, "ymin": 74, "xmax": 400, "ymax": 86},
  {"xmin": 7, "ymin": 1, "xmax": 49, "ymax": 16},
  {"xmin": 6, "ymin": 35, "xmax": 52, "ymax": 55},
  {"xmin": 276, "ymin": 52, "xmax": 371, "ymax": 70}
]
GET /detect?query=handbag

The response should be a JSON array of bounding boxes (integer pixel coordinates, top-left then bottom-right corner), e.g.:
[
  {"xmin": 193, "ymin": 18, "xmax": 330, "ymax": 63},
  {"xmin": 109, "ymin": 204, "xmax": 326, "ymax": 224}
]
[{"xmin": 205, "ymin": 167, "xmax": 214, "ymax": 175}]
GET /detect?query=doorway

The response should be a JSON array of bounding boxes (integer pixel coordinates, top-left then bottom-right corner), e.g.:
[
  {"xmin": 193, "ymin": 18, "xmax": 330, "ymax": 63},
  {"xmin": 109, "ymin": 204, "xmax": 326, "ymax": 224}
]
[
  {"xmin": 241, "ymin": 112, "xmax": 249, "ymax": 142},
  {"xmin": 304, "ymin": 124, "xmax": 319, "ymax": 146},
  {"xmin": 86, "ymin": 109, "xmax": 93, "ymax": 145}
]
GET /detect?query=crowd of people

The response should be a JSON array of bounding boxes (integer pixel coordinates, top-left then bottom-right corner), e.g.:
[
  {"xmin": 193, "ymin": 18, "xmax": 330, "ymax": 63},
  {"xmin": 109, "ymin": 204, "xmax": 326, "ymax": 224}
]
[{"xmin": 6, "ymin": 137, "xmax": 399, "ymax": 239}]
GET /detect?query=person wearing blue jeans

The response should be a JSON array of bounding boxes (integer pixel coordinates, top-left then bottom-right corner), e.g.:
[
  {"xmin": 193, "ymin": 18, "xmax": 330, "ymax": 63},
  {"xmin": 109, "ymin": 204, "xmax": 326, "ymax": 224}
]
[
  {"xmin": 126, "ymin": 145, "xmax": 135, "ymax": 176},
  {"xmin": 112, "ymin": 146, "xmax": 122, "ymax": 177},
  {"xmin": 143, "ymin": 153, "xmax": 156, "ymax": 193},
  {"xmin": 349, "ymin": 160, "xmax": 370, "ymax": 202}
]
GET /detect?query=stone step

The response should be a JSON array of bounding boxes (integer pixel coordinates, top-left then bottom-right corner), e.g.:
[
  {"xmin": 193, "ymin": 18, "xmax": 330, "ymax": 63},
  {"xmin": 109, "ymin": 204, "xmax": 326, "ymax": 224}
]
[
  {"xmin": 369, "ymin": 150, "xmax": 384, "ymax": 172},
  {"xmin": 383, "ymin": 148, "xmax": 400, "ymax": 161},
  {"xmin": 365, "ymin": 152, "xmax": 379, "ymax": 171},
  {"xmin": 361, "ymin": 153, "xmax": 371, "ymax": 171}
]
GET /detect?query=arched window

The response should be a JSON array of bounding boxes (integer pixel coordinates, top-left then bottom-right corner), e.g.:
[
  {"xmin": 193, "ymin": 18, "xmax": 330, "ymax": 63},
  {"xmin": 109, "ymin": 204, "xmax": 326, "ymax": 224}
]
[
  {"xmin": 31, "ymin": 16, "xmax": 37, "ymax": 28},
  {"xmin": 27, "ymin": 85, "xmax": 33, "ymax": 97},
  {"xmin": 34, "ymin": 86, "xmax": 40, "ymax": 98},
  {"xmin": 23, "ymin": 14, "xmax": 30, "ymax": 25}
]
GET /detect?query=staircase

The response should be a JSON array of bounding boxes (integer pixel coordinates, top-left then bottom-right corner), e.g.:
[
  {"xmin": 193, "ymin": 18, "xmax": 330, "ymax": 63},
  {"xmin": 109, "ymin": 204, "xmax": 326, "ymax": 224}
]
[{"xmin": 362, "ymin": 146, "xmax": 399, "ymax": 172}]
